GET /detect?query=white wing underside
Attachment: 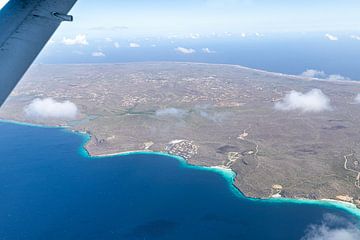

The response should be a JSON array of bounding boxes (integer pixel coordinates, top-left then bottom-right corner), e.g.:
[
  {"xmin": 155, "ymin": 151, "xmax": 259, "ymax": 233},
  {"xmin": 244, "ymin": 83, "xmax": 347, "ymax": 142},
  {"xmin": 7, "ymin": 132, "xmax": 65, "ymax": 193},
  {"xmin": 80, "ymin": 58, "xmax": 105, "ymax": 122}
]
[{"xmin": 0, "ymin": 0, "xmax": 77, "ymax": 106}]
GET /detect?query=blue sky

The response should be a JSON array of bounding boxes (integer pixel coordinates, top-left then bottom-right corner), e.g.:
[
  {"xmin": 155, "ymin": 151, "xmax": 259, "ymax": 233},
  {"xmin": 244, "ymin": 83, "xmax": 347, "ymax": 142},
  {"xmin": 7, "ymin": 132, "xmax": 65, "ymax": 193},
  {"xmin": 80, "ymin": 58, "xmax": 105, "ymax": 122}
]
[
  {"xmin": 3, "ymin": 0, "xmax": 359, "ymax": 77},
  {"xmin": 1, "ymin": 0, "xmax": 360, "ymax": 37},
  {"xmin": 59, "ymin": 0, "xmax": 360, "ymax": 37}
]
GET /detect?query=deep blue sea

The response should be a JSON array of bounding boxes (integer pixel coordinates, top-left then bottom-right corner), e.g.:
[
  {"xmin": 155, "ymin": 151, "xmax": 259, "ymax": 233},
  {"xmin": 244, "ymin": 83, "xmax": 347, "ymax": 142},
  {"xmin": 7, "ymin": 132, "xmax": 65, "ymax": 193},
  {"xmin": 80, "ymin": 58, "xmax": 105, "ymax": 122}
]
[
  {"xmin": 0, "ymin": 121, "xmax": 359, "ymax": 239},
  {"xmin": 38, "ymin": 34, "xmax": 360, "ymax": 80}
]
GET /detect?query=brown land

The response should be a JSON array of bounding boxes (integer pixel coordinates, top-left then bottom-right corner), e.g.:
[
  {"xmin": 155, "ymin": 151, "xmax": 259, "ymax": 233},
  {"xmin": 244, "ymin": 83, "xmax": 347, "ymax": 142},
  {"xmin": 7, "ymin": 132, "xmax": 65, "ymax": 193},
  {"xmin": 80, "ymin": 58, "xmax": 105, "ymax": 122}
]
[{"xmin": 1, "ymin": 62, "xmax": 360, "ymax": 206}]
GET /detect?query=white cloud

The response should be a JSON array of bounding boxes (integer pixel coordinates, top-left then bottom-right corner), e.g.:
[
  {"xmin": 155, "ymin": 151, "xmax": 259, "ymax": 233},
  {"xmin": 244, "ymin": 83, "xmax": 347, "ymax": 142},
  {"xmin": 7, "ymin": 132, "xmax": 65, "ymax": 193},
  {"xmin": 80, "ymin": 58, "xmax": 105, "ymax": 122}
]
[
  {"xmin": 129, "ymin": 42, "xmax": 140, "ymax": 48},
  {"xmin": 175, "ymin": 47, "xmax": 196, "ymax": 54},
  {"xmin": 189, "ymin": 33, "xmax": 201, "ymax": 39},
  {"xmin": 199, "ymin": 110, "xmax": 229, "ymax": 123},
  {"xmin": 92, "ymin": 51, "xmax": 105, "ymax": 57},
  {"xmin": 325, "ymin": 33, "xmax": 338, "ymax": 41},
  {"xmin": 301, "ymin": 69, "xmax": 327, "ymax": 79},
  {"xmin": 327, "ymin": 74, "xmax": 348, "ymax": 81},
  {"xmin": 62, "ymin": 34, "xmax": 89, "ymax": 45},
  {"xmin": 114, "ymin": 42, "xmax": 120, "ymax": 48},
  {"xmin": 156, "ymin": 108, "xmax": 188, "ymax": 118},
  {"xmin": 241, "ymin": 33, "xmax": 247, "ymax": 38},
  {"xmin": 355, "ymin": 94, "xmax": 360, "ymax": 104},
  {"xmin": 224, "ymin": 32, "xmax": 233, "ymax": 37},
  {"xmin": 104, "ymin": 37, "xmax": 113, "ymax": 42},
  {"xmin": 301, "ymin": 214, "xmax": 360, "ymax": 240},
  {"xmin": 25, "ymin": 98, "xmax": 78, "ymax": 120},
  {"xmin": 275, "ymin": 89, "xmax": 331, "ymax": 113},
  {"xmin": 350, "ymin": 35, "xmax": 360, "ymax": 41},
  {"xmin": 301, "ymin": 69, "xmax": 349, "ymax": 81},
  {"xmin": 202, "ymin": 48, "xmax": 216, "ymax": 54}
]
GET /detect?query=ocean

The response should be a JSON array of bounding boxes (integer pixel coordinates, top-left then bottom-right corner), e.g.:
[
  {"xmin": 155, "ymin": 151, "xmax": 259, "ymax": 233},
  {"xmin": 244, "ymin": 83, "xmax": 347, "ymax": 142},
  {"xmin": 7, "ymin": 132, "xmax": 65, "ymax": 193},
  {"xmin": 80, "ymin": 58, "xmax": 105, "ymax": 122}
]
[
  {"xmin": 0, "ymin": 121, "xmax": 359, "ymax": 239},
  {"xmin": 38, "ymin": 34, "xmax": 360, "ymax": 80}
]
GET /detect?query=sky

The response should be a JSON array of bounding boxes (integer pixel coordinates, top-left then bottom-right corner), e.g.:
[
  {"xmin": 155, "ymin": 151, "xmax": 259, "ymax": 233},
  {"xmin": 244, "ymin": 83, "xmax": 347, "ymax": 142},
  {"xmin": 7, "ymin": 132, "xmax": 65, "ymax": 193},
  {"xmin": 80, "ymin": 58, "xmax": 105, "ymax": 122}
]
[
  {"xmin": 1, "ymin": 0, "xmax": 360, "ymax": 38},
  {"xmin": 2, "ymin": 0, "xmax": 360, "ymax": 80},
  {"xmin": 58, "ymin": 0, "xmax": 360, "ymax": 38}
]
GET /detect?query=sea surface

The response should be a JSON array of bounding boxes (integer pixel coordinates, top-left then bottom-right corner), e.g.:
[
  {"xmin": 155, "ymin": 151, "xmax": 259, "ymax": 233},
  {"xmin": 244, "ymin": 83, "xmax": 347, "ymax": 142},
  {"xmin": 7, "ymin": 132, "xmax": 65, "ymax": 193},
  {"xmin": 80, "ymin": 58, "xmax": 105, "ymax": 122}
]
[
  {"xmin": 39, "ymin": 34, "xmax": 360, "ymax": 80},
  {"xmin": 0, "ymin": 121, "xmax": 359, "ymax": 239}
]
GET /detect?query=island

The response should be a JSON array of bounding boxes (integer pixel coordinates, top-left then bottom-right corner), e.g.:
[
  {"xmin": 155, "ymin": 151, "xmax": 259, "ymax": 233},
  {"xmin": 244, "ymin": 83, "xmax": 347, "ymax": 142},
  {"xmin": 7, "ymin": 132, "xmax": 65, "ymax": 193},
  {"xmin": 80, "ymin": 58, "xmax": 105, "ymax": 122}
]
[{"xmin": 1, "ymin": 62, "xmax": 360, "ymax": 207}]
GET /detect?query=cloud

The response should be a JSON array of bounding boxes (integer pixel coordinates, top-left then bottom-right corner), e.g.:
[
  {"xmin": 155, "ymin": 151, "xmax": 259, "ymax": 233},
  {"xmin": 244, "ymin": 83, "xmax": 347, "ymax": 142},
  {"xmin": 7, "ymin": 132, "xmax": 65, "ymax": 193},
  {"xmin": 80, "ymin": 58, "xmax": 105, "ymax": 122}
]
[
  {"xmin": 129, "ymin": 42, "xmax": 140, "ymax": 48},
  {"xmin": 301, "ymin": 69, "xmax": 327, "ymax": 79},
  {"xmin": 275, "ymin": 89, "xmax": 331, "ymax": 113},
  {"xmin": 104, "ymin": 37, "xmax": 113, "ymax": 42},
  {"xmin": 92, "ymin": 51, "xmax": 105, "ymax": 57},
  {"xmin": 301, "ymin": 214, "xmax": 360, "ymax": 240},
  {"xmin": 355, "ymin": 94, "xmax": 360, "ymax": 104},
  {"xmin": 199, "ymin": 110, "xmax": 229, "ymax": 123},
  {"xmin": 175, "ymin": 47, "xmax": 196, "ymax": 54},
  {"xmin": 325, "ymin": 33, "xmax": 338, "ymax": 41},
  {"xmin": 327, "ymin": 74, "xmax": 348, "ymax": 81},
  {"xmin": 301, "ymin": 69, "xmax": 349, "ymax": 81},
  {"xmin": 202, "ymin": 48, "xmax": 216, "ymax": 54},
  {"xmin": 114, "ymin": 42, "xmax": 120, "ymax": 48},
  {"xmin": 194, "ymin": 105, "xmax": 230, "ymax": 123},
  {"xmin": 24, "ymin": 98, "xmax": 78, "ymax": 119},
  {"xmin": 155, "ymin": 108, "xmax": 188, "ymax": 118},
  {"xmin": 189, "ymin": 33, "xmax": 201, "ymax": 39},
  {"xmin": 62, "ymin": 34, "xmax": 89, "ymax": 45},
  {"xmin": 350, "ymin": 35, "xmax": 360, "ymax": 41}
]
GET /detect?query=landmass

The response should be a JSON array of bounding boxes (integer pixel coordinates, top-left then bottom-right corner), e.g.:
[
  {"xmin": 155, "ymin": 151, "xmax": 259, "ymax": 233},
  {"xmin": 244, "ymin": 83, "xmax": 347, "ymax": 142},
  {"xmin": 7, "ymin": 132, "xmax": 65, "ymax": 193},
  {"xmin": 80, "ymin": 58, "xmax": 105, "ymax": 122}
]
[{"xmin": 1, "ymin": 62, "xmax": 360, "ymax": 207}]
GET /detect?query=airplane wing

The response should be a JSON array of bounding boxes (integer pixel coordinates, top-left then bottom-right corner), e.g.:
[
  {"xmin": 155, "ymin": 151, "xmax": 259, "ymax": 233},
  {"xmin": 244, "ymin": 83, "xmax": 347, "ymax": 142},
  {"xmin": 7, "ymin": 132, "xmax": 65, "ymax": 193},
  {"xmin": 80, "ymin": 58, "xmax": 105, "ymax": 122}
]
[{"xmin": 0, "ymin": 0, "xmax": 77, "ymax": 106}]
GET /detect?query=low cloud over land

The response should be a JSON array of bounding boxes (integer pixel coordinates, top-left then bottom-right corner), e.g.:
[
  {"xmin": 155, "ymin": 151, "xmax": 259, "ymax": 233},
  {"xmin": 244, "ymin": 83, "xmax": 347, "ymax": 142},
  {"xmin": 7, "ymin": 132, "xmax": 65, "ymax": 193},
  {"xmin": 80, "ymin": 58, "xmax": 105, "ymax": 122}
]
[
  {"xmin": 194, "ymin": 105, "xmax": 229, "ymax": 123},
  {"xmin": 25, "ymin": 98, "xmax": 78, "ymax": 119},
  {"xmin": 301, "ymin": 69, "xmax": 327, "ymax": 79},
  {"xmin": 275, "ymin": 89, "xmax": 331, "ymax": 113},
  {"xmin": 355, "ymin": 94, "xmax": 360, "ymax": 104},
  {"xmin": 301, "ymin": 69, "xmax": 349, "ymax": 81}
]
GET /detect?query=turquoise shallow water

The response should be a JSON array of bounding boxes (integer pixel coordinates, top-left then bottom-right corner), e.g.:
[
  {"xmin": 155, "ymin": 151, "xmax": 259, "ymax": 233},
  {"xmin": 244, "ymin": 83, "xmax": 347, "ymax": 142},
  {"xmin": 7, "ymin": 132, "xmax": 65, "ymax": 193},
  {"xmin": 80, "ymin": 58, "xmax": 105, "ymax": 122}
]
[{"xmin": 0, "ymin": 121, "xmax": 359, "ymax": 239}]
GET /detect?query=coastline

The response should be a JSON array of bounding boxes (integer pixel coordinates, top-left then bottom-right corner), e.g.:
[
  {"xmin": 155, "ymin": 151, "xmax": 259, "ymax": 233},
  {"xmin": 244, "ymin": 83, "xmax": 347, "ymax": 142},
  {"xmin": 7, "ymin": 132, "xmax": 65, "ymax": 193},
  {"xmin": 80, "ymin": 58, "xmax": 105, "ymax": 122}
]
[
  {"xmin": 1, "ymin": 118, "xmax": 360, "ymax": 220},
  {"xmin": 32, "ymin": 61, "xmax": 360, "ymax": 84},
  {"xmin": 77, "ymin": 131, "xmax": 360, "ymax": 220}
]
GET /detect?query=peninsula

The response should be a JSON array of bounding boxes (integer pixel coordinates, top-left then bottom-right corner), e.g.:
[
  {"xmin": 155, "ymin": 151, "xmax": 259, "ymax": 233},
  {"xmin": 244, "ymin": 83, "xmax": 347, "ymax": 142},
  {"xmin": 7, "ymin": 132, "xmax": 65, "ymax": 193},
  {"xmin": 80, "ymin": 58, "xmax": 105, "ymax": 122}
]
[{"xmin": 1, "ymin": 62, "xmax": 360, "ymax": 207}]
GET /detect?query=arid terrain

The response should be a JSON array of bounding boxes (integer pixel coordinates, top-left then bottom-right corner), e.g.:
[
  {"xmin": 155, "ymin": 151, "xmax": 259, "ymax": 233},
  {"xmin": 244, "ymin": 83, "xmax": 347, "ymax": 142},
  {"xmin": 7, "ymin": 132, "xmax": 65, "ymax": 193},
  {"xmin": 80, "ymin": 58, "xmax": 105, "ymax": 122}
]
[{"xmin": 1, "ymin": 62, "xmax": 360, "ymax": 206}]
